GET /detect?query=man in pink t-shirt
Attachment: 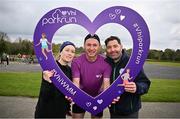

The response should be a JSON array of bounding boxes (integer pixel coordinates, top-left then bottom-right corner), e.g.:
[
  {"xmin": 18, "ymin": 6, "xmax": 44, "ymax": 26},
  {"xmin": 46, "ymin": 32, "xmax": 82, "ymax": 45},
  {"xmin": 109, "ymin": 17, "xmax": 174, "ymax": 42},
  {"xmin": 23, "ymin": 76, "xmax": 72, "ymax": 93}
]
[{"xmin": 72, "ymin": 34, "xmax": 111, "ymax": 118}]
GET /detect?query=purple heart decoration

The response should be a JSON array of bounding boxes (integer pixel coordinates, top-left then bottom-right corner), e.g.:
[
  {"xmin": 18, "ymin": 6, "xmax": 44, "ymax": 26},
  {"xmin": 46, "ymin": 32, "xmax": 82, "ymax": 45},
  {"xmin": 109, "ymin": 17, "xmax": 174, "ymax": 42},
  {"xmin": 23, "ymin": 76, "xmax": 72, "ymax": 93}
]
[{"xmin": 33, "ymin": 6, "xmax": 150, "ymax": 115}]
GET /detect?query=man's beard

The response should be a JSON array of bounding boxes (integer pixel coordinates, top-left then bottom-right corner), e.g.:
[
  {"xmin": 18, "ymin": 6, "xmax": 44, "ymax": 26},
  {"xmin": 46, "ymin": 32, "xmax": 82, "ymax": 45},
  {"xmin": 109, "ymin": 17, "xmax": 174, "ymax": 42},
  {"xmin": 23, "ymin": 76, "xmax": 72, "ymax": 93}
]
[{"xmin": 112, "ymin": 53, "xmax": 122, "ymax": 62}]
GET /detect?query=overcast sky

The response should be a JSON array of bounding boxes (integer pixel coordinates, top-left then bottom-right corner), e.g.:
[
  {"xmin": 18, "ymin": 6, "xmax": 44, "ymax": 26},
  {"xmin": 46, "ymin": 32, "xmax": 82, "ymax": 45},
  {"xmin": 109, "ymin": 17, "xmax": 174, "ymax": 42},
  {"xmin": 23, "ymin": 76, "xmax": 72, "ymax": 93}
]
[{"xmin": 0, "ymin": 0, "xmax": 180, "ymax": 50}]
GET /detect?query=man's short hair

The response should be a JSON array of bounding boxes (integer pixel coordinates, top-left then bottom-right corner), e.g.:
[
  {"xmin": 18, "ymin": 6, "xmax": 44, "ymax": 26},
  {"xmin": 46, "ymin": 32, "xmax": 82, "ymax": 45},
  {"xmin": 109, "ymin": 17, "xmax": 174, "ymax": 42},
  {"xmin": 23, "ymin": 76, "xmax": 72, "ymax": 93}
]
[
  {"xmin": 84, "ymin": 34, "xmax": 100, "ymax": 44},
  {"xmin": 105, "ymin": 36, "xmax": 121, "ymax": 46}
]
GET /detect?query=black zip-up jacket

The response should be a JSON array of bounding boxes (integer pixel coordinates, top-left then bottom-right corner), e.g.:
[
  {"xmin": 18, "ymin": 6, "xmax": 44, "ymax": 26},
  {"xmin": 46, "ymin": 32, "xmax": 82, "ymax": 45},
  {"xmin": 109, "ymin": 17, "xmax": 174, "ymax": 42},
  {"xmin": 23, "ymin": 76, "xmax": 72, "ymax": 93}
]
[
  {"xmin": 106, "ymin": 50, "xmax": 151, "ymax": 115},
  {"xmin": 35, "ymin": 61, "xmax": 72, "ymax": 118}
]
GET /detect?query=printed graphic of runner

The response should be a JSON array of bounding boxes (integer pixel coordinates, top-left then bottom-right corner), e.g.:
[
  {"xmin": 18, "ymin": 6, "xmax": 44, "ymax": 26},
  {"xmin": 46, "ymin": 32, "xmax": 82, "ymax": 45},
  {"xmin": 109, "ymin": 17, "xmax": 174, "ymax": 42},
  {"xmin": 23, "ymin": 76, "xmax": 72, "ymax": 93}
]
[
  {"xmin": 118, "ymin": 68, "xmax": 133, "ymax": 86},
  {"xmin": 36, "ymin": 33, "xmax": 51, "ymax": 60}
]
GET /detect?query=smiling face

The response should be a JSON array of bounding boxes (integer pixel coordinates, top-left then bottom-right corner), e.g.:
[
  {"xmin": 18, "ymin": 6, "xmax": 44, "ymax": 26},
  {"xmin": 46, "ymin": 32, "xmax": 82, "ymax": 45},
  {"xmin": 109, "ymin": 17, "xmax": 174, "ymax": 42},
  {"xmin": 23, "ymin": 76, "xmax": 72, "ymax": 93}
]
[
  {"xmin": 106, "ymin": 39, "xmax": 123, "ymax": 61},
  {"xmin": 60, "ymin": 45, "xmax": 75, "ymax": 63},
  {"xmin": 84, "ymin": 38, "xmax": 100, "ymax": 60}
]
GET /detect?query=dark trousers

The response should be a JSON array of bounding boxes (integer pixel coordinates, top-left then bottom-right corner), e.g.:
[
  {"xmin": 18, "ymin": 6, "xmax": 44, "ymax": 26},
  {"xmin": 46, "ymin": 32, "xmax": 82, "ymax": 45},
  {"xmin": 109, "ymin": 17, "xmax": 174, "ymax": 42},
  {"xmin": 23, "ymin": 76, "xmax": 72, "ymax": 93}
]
[{"xmin": 110, "ymin": 111, "xmax": 139, "ymax": 118}]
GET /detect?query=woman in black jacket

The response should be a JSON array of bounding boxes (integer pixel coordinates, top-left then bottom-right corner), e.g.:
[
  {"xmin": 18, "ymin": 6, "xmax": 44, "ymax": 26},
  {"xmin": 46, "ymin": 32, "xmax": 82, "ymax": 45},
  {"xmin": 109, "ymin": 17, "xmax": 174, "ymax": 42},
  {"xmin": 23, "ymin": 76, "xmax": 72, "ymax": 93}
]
[{"xmin": 35, "ymin": 41, "xmax": 75, "ymax": 118}]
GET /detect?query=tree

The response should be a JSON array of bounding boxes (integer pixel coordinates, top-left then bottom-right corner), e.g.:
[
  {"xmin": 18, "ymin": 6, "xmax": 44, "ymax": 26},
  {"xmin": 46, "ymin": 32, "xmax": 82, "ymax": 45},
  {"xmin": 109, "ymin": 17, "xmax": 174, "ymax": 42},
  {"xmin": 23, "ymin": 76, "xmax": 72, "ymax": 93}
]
[
  {"xmin": 148, "ymin": 50, "xmax": 157, "ymax": 59},
  {"xmin": 21, "ymin": 40, "xmax": 33, "ymax": 54},
  {"xmin": 76, "ymin": 46, "xmax": 84, "ymax": 55},
  {"xmin": 52, "ymin": 43, "xmax": 60, "ymax": 54},
  {"xmin": 0, "ymin": 32, "xmax": 9, "ymax": 56},
  {"xmin": 164, "ymin": 49, "xmax": 175, "ymax": 61},
  {"xmin": 174, "ymin": 49, "xmax": 180, "ymax": 61},
  {"xmin": 148, "ymin": 49, "xmax": 164, "ymax": 60},
  {"xmin": 126, "ymin": 48, "xmax": 132, "ymax": 56}
]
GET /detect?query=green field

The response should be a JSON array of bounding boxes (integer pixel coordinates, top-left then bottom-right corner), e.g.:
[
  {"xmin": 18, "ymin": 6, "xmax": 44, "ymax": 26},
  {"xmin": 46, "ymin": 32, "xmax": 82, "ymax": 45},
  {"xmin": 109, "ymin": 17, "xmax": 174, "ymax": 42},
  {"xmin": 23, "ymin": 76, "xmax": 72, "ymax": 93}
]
[
  {"xmin": 0, "ymin": 72, "xmax": 180, "ymax": 102},
  {"xmin": 0, "ymin": 72, "xmax": 41, "ymax": 97},
  {"xmin": 146, "ymin": 60, "xmax": 180, "ymax": 67},
  {"xmin": 142, "ymin": 79, "xmax": 180, "ymax": 102}
]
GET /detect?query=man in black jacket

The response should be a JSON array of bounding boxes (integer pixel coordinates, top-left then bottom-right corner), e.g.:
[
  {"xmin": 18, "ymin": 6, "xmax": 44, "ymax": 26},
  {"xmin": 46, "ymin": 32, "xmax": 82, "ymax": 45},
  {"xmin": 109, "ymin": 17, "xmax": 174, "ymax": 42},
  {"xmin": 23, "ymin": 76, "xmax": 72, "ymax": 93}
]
[{"xmin": 105, "ymin": 36, "xmax": 151, "ymax": 118}]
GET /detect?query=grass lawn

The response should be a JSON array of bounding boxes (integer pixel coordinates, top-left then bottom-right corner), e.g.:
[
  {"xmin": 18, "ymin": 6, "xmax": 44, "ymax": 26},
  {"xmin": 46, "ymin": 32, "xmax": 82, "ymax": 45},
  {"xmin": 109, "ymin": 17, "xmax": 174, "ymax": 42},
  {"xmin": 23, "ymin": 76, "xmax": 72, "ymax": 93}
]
[
  {"xmin": 142, "ymin": 79, "xmax": 180, "ymax": 102},
  {"xmin": 0, "ymin": 72, "xmax": 180, "ymax": 102},
  {"xmin": 146, "ymin": 60, "xmax": 180, "ymax": 67},
  {"xmin": 0, "ymin": 72, "xmax": 41, "ymax": 97}
]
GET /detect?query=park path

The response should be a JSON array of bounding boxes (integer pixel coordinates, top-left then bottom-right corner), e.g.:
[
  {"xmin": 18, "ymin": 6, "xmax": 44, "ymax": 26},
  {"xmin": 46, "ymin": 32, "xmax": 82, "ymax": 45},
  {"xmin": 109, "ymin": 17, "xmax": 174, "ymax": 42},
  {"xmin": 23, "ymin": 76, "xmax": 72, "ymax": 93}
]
[
  {"xmin": 0, "ymin": 96, "xmax": 180, "ymax": 118},
  {"xmin": 1, "ymin": 62, "xmax": 180, "ymax": 79}
]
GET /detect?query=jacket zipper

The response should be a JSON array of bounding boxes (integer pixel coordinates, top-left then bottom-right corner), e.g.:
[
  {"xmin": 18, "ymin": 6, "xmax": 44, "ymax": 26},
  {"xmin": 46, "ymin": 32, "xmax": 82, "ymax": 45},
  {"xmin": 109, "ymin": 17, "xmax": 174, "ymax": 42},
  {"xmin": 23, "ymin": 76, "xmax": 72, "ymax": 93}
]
[
  {"xmin": 112, "ymin": 66, "xmax": 117, "ymax": 113},
  {"xmin": 130, "ymin": 95, "xmax": 133, "ymax": 112}
]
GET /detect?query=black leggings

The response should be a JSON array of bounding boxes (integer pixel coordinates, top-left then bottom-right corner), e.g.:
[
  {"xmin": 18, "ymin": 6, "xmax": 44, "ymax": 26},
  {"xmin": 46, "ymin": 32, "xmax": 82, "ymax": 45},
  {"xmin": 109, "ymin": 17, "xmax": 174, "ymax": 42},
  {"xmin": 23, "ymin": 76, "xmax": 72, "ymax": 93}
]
[{"xmin": 73, "ymin": 104, "xmax": 103, "ymax": 117}]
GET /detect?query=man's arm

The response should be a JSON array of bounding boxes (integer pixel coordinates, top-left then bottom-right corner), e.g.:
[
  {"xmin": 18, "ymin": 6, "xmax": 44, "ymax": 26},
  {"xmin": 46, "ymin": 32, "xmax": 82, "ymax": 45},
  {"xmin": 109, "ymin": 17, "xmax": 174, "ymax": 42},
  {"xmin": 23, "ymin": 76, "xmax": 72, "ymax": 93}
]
[
  {"xmin": 103, "ymin": 78, "xmax": 110, "ymax": 91},
  {"xmin": 103, "ymin": 77, "xmax": 120, "ymax": 105},
  {"xmin": 134, "ymin": 69, "xmax": 151, "ymax": 95},
  {"xmin": 71, "ymin": 59, "xmax": 81, "ymax": 88},
  {"xmin": 73, "ymin": 78, "xmax": 80, "ymax": 88}
]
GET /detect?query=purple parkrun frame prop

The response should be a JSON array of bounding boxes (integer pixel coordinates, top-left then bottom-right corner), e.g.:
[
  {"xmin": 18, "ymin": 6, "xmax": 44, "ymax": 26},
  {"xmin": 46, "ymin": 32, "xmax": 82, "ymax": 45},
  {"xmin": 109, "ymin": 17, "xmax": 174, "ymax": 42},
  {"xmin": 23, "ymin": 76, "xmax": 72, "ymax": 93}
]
[{"xmin": 33, "ymin": 6, "xmax": 150, "ymax": 115}]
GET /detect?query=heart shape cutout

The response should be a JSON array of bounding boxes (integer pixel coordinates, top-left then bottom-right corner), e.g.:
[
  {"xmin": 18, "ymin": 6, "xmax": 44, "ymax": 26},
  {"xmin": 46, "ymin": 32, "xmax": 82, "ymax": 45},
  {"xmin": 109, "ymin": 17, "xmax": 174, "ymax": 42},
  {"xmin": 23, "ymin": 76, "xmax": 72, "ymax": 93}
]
[{"xmin": 33, "ymin": 6, "xmax": 150, "ymax": 115}]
